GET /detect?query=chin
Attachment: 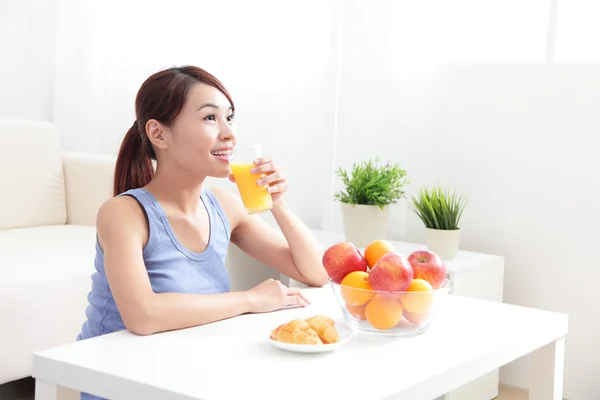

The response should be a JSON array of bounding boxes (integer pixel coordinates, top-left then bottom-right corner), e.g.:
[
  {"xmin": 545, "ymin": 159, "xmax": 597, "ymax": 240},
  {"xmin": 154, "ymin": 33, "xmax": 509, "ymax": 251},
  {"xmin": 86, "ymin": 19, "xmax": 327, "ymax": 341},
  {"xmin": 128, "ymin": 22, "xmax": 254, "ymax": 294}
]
[
  {"xmin": 214, "ymin": 170, "xmax": 230, "ymax": 179},
  {"xmin": 202, "ymin": 155, "xmax": 230, "ymax": 178},
  {"xmin": 211, "ymin": 163, "xmax": 232, "ymax": 179}
]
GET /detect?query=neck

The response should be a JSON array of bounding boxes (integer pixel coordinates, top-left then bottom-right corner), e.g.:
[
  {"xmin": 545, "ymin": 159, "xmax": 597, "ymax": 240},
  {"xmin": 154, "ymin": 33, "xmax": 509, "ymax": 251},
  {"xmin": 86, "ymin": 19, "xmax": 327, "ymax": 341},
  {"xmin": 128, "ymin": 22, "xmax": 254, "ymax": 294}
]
[{"xmin": 145, "ymin": 164, "xmax": 206, "ymax": 215}]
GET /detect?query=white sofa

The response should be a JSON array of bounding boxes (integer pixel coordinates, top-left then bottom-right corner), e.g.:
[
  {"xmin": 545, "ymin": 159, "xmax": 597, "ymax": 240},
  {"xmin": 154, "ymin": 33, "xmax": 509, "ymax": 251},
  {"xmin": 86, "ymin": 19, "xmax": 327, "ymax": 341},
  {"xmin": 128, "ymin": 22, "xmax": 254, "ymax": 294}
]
[
  {"xmin": 0, "ymin": 119, "xmax": 115, "ymax": 386},
  {"xmin": 0, "ymin": 119, "xmax": 280, "ymax": 388}
]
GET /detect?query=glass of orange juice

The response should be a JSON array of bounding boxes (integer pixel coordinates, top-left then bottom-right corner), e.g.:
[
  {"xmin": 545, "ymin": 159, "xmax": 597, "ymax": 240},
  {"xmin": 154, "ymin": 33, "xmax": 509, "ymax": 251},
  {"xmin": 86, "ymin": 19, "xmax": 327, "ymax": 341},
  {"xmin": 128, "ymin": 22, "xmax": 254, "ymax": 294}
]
[{"xmin": 229, "ymin": 145, "xmax": 273, "ymax": 214}]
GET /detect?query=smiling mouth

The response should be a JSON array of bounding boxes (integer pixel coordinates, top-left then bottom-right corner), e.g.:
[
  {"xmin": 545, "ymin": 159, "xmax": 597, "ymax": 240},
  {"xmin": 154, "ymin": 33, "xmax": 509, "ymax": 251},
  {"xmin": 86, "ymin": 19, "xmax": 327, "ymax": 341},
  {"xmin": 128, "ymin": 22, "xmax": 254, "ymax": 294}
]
[{"xmin": 210, "ymin": 149, "xmax": 232, "ymax": 157}]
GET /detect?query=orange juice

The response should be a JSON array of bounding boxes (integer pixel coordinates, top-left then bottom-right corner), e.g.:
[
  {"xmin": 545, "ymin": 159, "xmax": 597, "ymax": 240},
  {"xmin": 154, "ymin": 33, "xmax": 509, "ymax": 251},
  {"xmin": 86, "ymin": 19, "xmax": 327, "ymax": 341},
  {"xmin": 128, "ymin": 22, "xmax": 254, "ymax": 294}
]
[{"xmin": 230, "ymin": 163, "xmax": 273, "ymax": 214}]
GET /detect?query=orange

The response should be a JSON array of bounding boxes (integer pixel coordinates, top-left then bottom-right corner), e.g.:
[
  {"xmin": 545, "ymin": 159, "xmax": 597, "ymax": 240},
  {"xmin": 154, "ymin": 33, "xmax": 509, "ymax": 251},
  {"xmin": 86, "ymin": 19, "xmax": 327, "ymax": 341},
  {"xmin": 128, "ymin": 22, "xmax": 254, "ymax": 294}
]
[
  {"xmin": 364, "ymin": 240, "xmax": 395, "ymax": 268},
  {"xmin": 364, "ymin": 294, "xmax": 404, "ymax": 330},
  {"xmin": 404, "ymin": 310, "xmax": 430, "ymax": 326},
  {"xmin": 341, "ymin": 271, "xmax": 374, "ymax": 306},
  {"xmin": 400, "ymin": 279, "xmax": 433, "ymax": 314},
  {"xmin": 346, "ymin": 303, "xmax": 367, "ymax": 320}
]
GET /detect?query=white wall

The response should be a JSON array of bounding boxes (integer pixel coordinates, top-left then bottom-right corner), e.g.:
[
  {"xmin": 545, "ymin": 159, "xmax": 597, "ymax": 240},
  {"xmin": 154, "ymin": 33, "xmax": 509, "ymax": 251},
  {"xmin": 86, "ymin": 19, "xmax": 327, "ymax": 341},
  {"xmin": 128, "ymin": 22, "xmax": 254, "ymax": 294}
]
[
  {"xmin": 0, "ymin": 0, "xmax": 56, "ymax": 121},
  {"xmin": 378, "ymin": 2, "xmax": 599, "ymax": 399},
  {"xmin": 400, "ymin": 65, "xmax": 600, "ymax": 400}
]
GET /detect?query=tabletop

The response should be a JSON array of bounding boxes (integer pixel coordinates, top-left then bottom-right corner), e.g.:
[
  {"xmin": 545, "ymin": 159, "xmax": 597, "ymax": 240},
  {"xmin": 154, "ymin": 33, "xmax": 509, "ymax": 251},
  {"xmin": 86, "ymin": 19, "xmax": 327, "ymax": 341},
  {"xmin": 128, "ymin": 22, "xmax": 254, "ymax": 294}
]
[{"xmin": 33, "ymin": 286, "xmax": 568, "ymax": 400}]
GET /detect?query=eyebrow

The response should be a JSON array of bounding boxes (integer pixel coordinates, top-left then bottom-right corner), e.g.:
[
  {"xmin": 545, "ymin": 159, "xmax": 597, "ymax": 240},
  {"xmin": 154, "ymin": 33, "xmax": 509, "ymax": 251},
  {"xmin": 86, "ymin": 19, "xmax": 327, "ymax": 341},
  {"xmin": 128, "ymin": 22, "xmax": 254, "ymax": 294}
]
[{"xmin": 197, "ymin": 103, "xmax": 233, "ymax": 111}]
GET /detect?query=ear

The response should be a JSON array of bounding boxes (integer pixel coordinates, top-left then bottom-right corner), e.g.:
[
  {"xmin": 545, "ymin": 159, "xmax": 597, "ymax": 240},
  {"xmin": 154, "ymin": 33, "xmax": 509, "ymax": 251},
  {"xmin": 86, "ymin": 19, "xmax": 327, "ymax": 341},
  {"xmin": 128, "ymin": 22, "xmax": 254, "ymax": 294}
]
[{"xmin": 146, "ymin": 119, "xmax": 169, "ymax": 151}]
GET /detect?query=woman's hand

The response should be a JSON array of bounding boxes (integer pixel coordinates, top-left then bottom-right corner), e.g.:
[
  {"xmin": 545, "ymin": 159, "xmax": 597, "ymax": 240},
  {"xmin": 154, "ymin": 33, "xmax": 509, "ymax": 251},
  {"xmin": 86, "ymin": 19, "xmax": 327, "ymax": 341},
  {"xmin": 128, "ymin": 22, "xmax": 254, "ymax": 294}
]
[
  {"xmin": 229, "ymin": 157, "xmax": 289, "ymax": 203},
  {"xmin": 245, "ymin": 279, "xmax": 310, "ymax": 313}
]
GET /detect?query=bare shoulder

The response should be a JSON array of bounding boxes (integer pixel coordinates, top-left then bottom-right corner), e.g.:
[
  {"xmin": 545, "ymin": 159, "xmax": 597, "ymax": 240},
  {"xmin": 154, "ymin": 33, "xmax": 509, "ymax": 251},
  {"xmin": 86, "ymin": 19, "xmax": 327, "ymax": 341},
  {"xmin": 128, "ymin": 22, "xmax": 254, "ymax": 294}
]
[
  {"xmin": 96, "ymin": 195, "xmax": 146, "ymax": 227},
  {"xmin": 207, "ymin": 186, "xmax": 247, "ymax": 230},
  {"xmin": 96, "ymin": 195, "xmax": 148, "ymax": 250}
]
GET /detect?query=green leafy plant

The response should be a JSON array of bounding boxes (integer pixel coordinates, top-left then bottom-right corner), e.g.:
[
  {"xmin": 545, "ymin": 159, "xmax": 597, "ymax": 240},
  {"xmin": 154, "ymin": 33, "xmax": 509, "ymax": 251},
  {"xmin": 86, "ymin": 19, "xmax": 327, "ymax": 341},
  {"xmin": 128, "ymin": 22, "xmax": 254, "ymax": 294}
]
[
  {"xmin": 334, "ymin": 157, "xmax": 409, "ymax": 209},
  {"xmin": 410, "ymin": 186, "xmax": 467, "ymax": 230}
]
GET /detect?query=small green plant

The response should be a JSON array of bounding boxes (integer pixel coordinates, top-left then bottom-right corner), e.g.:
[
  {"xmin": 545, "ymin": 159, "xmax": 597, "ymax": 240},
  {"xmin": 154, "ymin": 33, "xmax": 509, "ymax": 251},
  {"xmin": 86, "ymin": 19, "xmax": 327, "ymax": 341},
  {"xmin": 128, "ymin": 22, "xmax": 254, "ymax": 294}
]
[
  {"xmin": 334, "ymin": 157, "xmax": 408, "ymax": 209},
  {"xmin": 410, "ymin": 186, "xmax": 467, "ymax": 230}
]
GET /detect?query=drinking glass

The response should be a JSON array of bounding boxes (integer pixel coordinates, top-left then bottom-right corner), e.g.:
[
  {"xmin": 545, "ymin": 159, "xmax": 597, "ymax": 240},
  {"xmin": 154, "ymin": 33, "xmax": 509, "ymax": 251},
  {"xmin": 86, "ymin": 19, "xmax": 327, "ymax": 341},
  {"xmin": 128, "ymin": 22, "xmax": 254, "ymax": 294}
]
[{"xmin": 229, "ymin": 145, "xmax": 273, "ymax": 214}]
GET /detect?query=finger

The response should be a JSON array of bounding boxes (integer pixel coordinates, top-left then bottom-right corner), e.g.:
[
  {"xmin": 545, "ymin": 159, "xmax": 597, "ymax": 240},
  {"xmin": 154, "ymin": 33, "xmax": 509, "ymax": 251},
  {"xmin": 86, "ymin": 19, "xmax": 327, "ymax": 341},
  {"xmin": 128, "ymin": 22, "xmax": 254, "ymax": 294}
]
[
  {"xmin": 251, "ymin": 162, "xmax": 278, "ymax": 175},
  {"xmin": 267, "ymin": 182, "xmax": 288, "ymax": 194},
  {"xmin": 288, "ymin": 288, "xmax": 310, "ymax": 304},
  {"xmin": 253, "ymin": 157, "xmax": 271, "ymax": 166},
  {"xmin": 285, "ymin": 287, "xmax": 310, "ymax": 304},
  {"xmin": 285, "ymin": 286, "xmax": 302, "ymax": 295},
  {"xmin": 287, "ymin": 294, "xmax": 309, "ymax": 307},
  {"xmin": 298, "ymin": 292, "xmax": 311, "ymax": 305},
  {"xmin": 228, "ymin": 174, "xmax": 236, "ymax": 183},
  {"xmin": 257, "ymin": 172, "xmax": 284, "ymax": 186}
]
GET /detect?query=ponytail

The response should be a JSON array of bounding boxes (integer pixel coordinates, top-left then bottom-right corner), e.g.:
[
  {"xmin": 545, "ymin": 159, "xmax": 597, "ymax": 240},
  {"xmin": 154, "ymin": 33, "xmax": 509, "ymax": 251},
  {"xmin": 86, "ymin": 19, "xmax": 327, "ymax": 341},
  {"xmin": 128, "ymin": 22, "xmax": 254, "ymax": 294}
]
[{"xmin": 113, "ymin": 121, "xmax": 154, "ymax": 196}]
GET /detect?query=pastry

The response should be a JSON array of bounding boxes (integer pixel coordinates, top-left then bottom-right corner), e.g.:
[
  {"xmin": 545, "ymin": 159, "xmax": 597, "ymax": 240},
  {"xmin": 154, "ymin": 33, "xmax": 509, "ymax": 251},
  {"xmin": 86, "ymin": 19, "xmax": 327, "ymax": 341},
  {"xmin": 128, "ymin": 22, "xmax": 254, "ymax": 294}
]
[
  {"xmin": 273, "ymin": 319, "xmax": 323, "ymax": 345},
  {"xmin": 306, "ymin": 315, "xmax": 339, "ymax": 344},
  {"xmin": 270, "ymin": 323, "xmax": 285, "ymax": 340},
  {"xmin": 270, "ymin": 315, "xmax": 339, "ymax": 345}
]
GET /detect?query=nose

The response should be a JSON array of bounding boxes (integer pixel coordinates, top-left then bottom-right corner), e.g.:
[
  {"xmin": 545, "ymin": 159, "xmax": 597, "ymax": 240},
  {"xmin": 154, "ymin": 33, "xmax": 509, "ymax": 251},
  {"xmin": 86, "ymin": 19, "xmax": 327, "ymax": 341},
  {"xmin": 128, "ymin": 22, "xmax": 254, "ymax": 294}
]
[{"xmin": 219, "ymin": 120, "xmax": 236, "ymax": 142}]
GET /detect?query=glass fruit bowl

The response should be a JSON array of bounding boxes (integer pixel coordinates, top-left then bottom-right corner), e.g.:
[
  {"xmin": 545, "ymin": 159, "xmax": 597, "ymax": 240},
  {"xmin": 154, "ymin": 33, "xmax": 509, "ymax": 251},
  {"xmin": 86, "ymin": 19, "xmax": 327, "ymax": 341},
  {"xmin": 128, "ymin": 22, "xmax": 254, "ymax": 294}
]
[{"xmin": 330, "ymin": 278, "xmax": 452, "ymax": 338}]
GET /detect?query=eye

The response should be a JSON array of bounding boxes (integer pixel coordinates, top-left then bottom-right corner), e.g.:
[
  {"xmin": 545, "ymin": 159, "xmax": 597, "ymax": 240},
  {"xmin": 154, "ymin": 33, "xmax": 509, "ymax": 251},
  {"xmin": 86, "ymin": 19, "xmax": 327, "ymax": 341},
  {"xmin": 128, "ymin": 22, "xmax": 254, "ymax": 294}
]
[
  {"xmin": 227, "ymin": 113, "xmax": 235, "ymax": 122},
  {"xmin": 205, "ymin": 114, "xmax": 216, "ymax": 121}
]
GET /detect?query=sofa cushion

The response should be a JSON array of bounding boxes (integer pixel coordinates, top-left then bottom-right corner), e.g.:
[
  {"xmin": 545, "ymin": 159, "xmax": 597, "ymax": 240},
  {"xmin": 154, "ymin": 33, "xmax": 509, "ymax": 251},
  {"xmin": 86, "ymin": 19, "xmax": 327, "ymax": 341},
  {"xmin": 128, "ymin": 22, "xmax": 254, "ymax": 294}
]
[
  {"xmin": 0, "ymin": 119, "xmax": 67, "ymax": 230},
  {"xmin": 62, "ymin": 151, "xmax": 116, "ymax": 226},
  {"xmin": 0, "ymin": 225, "xmax": 96, "ymax": 384}
]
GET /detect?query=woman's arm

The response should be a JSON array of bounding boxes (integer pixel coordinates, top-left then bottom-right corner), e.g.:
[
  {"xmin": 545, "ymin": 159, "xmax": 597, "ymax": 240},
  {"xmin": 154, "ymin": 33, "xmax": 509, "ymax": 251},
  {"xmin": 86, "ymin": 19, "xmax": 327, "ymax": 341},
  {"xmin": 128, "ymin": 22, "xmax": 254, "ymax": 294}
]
[
  {"xmin": 212, "ymin": 188, "xmax": 329, "ymax": 288},
  {"xmin": 268, "ymin": 201, "xmax": 329, "ymax": 286},
  {"xmin": 97, "ymin": 197, "xmax": 307, "ymax": 336}
]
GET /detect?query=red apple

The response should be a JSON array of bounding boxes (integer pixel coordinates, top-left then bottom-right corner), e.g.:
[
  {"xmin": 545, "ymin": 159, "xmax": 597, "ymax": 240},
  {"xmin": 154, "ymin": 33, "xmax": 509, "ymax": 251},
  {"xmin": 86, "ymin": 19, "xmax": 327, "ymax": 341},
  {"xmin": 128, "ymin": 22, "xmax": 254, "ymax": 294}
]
[
  {"xmin": 407, "ymin": 250, "xmax": 447, "ymax": 289},
  {"xmin": 368, "ymin": 251, "xmax": 414, "ymax": 292},
  {"xmin": 322, "ymin": 242, "xmax": 368, "ymax": 283}
]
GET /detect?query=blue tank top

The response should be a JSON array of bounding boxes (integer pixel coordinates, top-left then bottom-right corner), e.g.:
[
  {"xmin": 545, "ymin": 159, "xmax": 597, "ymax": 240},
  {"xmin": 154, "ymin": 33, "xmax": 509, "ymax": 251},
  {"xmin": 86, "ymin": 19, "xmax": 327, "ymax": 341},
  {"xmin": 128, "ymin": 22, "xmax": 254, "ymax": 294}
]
[{"xmin": 77, "ymin": 187, "xmax": 232, "ymax": 342}]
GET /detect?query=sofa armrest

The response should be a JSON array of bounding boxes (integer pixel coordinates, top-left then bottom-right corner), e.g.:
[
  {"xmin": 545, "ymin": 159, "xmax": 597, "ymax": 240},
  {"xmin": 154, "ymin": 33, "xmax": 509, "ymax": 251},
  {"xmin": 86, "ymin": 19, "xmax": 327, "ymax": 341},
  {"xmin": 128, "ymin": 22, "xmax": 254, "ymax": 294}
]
[{"xmin": 62, "ymin": 151, "xmax": 116, "ymax": 226}]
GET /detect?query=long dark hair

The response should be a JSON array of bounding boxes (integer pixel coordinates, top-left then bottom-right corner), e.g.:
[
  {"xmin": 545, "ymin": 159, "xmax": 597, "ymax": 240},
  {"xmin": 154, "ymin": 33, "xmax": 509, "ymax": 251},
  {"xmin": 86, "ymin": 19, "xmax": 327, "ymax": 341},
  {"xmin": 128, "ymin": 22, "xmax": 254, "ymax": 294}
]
[{"xmin": 113, "ymin": 66, "xmax": 235, "ymax": 196}]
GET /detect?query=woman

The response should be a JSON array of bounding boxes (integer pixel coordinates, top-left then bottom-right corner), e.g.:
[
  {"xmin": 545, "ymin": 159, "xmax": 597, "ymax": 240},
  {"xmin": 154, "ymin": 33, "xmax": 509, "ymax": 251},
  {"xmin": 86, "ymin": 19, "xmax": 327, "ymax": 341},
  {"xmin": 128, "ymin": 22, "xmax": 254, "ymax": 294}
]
[{"xmin": 78, "ymin": 66, "xmax": 328, "ymax": 349}]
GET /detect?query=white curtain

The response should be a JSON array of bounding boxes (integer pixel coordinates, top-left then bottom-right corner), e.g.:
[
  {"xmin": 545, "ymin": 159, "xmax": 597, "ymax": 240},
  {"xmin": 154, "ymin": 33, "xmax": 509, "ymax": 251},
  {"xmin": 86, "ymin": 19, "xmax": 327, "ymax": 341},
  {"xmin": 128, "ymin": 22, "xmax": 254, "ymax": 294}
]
[{"xmin": 53, "ymin": 0, "xmax": 341, "ymax": 227}]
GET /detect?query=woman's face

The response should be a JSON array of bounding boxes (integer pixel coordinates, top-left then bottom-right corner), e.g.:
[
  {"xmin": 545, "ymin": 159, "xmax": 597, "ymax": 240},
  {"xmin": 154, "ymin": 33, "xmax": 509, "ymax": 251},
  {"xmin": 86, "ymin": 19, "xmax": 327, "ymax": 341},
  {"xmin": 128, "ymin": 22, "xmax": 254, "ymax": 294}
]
[{"xmin": 156, "ymin": 83, "xmax": 236, "ymax": 179}]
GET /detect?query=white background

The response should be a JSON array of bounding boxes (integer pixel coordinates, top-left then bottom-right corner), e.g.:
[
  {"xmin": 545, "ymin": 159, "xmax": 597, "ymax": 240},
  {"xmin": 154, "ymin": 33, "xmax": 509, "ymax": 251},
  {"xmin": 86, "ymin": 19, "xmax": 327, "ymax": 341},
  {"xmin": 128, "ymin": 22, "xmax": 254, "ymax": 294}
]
[{"xmin": 2, "ymin": 0, "xmax": 600, "ymax": 398}]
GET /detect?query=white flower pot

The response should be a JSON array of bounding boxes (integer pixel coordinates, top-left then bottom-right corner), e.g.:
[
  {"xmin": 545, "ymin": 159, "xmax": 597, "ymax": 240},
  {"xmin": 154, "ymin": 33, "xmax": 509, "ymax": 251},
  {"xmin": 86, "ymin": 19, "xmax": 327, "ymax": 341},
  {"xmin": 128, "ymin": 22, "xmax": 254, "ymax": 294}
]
[
  {"xmin": 425, "ymin": 228, "xmax": 461, "ymax": 260},
  {"xmin": 340, "ymin": 202, "xmax": 390, "ymax": 248}
]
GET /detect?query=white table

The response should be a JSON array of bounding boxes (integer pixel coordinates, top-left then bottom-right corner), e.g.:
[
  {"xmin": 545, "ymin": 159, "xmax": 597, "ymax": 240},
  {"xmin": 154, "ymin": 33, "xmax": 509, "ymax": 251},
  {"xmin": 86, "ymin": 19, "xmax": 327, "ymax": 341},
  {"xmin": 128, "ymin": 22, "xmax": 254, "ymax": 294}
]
[{"xmin": 33, "ymin": 286, "xmax": 567, "ymax": 400}]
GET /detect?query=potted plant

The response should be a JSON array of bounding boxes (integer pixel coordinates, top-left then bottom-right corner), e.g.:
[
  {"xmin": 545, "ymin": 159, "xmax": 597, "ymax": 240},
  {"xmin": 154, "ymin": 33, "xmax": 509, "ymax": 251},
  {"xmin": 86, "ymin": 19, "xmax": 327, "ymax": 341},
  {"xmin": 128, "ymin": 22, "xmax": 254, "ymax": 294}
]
[
  {"xmin": 410, "ymin": 185, "xmax": 467, "ymax": 260},
  {"xmin": 334, "ymin": 157, "xmax": 408, "ymax": 248}
]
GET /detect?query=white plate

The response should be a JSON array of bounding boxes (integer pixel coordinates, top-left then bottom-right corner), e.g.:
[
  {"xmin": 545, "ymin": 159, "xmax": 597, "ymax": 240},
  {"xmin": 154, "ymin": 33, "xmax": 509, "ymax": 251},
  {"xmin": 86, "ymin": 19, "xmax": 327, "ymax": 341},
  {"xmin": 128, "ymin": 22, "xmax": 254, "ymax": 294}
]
[{"xmin": 268, "ymin": 325, "xmax": 352, "ymax": 353}]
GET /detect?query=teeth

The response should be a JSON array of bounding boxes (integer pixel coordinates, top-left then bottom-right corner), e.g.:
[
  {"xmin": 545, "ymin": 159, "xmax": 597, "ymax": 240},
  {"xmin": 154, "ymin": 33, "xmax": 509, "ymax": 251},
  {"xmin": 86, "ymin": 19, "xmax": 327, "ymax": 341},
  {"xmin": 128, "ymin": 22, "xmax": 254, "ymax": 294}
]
[{"xmin": 211, "ymin": 150, "xmax": 232, "ymax": 156}]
